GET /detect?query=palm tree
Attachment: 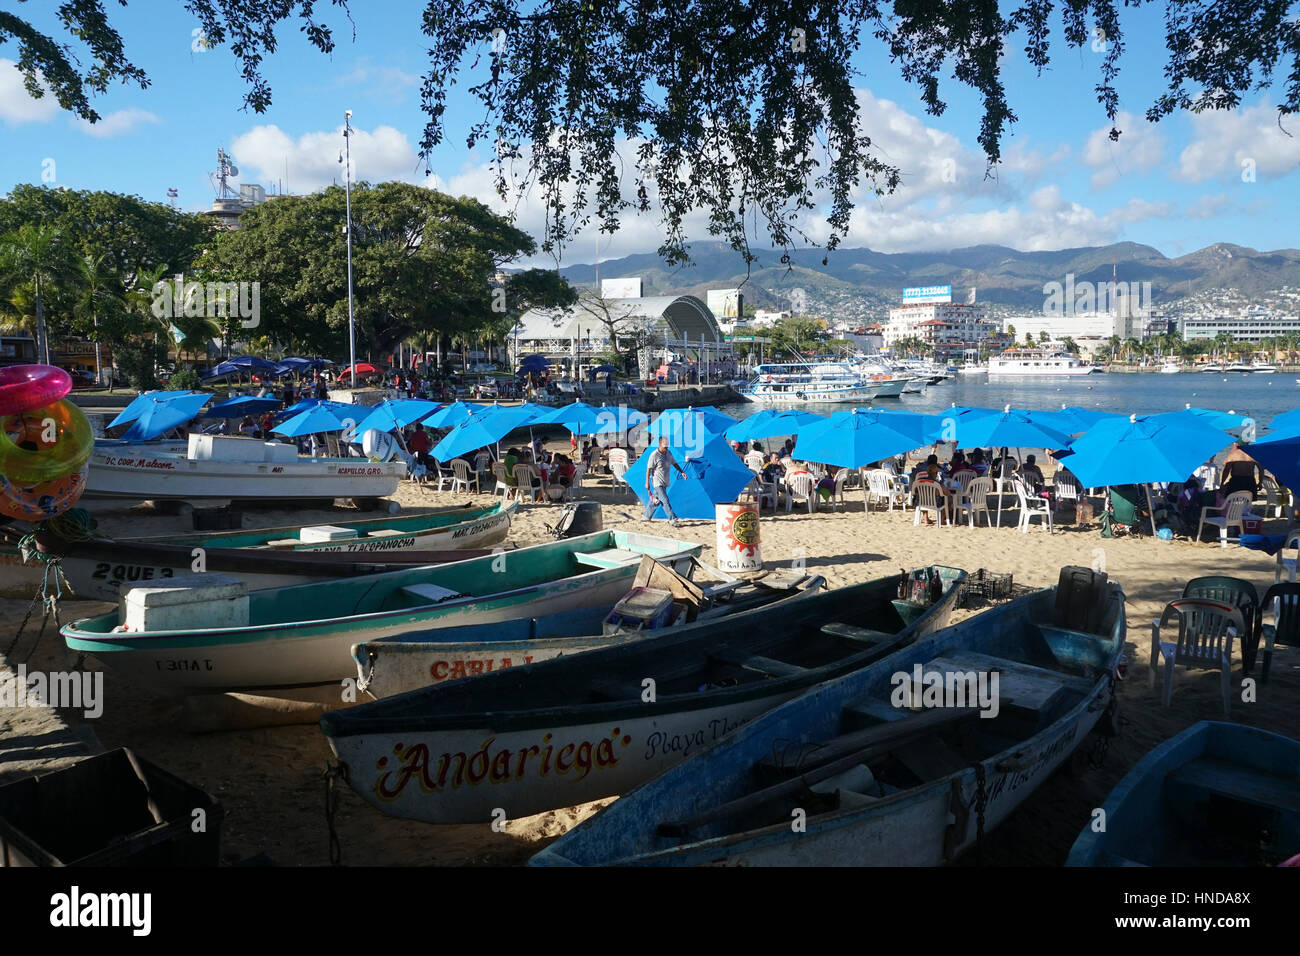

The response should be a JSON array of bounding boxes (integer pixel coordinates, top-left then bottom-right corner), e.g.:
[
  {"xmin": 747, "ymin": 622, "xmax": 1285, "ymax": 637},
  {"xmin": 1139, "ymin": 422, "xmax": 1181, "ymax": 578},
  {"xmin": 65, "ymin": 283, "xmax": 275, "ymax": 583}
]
[
  {"xmin": 76, "ymin": 253, "xmax": 125, "ymax": 386},
  {"xmin": 0, "ymin": 224, "xmax": 79, "ymax": 365}
]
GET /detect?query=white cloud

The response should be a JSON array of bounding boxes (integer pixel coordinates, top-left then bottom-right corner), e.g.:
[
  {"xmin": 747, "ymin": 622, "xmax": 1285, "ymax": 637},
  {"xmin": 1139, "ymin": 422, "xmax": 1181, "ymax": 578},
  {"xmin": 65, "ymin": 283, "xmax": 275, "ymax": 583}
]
[
  {"xmin": 1175, "ymin": 101, "xmax": 1300, "ymax": 182},
  {"xmin": 333, "ymin": 62, "xmax": 420, "ymax": 100},
  {"xmin": 76, "ymin": 107, "xmax": 161, "ymax": 138},
  {"xmin": 0, "ymin": 59, "xmax": 60, "ymax": 124},
  {"xmin": 229, "ymin": 123, "xmax": 424, "ymax": 192},
  {"xmin": 1081, "ymin": 111, "xmax": 1166, "ymax": 189}
]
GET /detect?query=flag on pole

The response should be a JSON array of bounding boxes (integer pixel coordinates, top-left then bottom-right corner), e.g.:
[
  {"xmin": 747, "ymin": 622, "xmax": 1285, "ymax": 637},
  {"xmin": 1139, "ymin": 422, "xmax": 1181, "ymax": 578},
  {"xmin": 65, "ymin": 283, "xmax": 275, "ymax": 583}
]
[{"xmin": 170, "ymin": 323, "xmax": 185, "ymax": 344}]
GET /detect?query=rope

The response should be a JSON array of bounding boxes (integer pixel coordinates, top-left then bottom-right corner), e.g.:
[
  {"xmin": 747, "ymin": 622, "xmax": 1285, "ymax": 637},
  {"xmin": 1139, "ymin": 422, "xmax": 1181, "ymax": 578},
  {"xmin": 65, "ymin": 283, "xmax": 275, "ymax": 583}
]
[
  {"xmin": 3, "ymin": 560, "xmax": 68, "ymax": 664},
  {"xmin": 323, "ymin": 761, "xmax": 350, "ymax": 866}
]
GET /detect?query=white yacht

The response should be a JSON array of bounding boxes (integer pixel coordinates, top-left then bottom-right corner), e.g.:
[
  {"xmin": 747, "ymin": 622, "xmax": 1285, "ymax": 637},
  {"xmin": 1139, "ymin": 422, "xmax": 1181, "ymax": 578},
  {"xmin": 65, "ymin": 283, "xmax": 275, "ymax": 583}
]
[
  {"xmin": 1159, "ymin": 362, "xmax": 1182, "ymax": 374},
  {"xmin": 740, "ymin": 362, "xmax": 879, "ymax": 405},
  {"xmin": 1253, "ymin": 363, "xmax": 1277, "ymax": 373},
  {"xmin": 987, "ymin": 348, "xmax": 1094, "ymax": 376}
]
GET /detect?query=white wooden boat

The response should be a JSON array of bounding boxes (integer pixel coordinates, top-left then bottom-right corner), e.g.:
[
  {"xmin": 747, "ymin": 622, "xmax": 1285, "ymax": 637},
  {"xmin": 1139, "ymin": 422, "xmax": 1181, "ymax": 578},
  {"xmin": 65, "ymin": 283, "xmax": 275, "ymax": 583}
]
[
  {"xmin": 82, "ymin": 433, "xmax": 405, "ymax": 506},
  {"xmin": 61, "ymin": 531, "xmax": 701, "ymax": 698},
  {"xmin": 352, "ymin": 559, "xmax": 827, "ymax": 698},
  {"xmin": 319, "ymin": 567, "xmax": 965, "ymax": 824},
  {"xmin": 531, "ymin": 567, "xmax": 1124, "ymax": 866}
]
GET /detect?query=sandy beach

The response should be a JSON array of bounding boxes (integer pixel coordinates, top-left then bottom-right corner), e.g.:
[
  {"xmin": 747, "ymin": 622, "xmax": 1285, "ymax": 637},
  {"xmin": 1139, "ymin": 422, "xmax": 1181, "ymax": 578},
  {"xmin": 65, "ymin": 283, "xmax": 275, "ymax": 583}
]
[{"xmin": 2, "ymin": 455, "xmax": 1296, "ymax": 866}]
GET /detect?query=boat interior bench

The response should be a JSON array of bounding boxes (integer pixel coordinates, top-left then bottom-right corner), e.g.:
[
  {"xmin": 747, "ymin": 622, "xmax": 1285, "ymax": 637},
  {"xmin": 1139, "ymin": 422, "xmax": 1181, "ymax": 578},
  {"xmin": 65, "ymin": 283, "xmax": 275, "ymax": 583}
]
[
  {"xmin": 708, "ymin": 648, "xmax": 808, "ymax": 679},
  {"xmin": 918, "ymin": 651, "xmax": 1094, "ymax": 731},
  {"xmin": 1166, "ymin": 758, "xmax": 1300, "ymax": 815},
  {"xmin": 398, "ymin": 583, "xmax": 466, "ymax": 607},
  {"xmin": 574, "ymin": 548, "xmax": 646, "ymax": 570},
  {"xmin": 821, "ymin": 622, "xmax": 897, "ymax": 645}
]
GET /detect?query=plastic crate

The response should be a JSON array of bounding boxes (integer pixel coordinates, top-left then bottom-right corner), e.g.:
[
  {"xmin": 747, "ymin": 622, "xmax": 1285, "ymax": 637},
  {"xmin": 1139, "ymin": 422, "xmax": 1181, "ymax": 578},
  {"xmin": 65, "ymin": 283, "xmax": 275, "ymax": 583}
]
[
  {"xmin": 0, "ymin": 749, "xmax": 223, "ymax": 866},
  {"xmin": 964, "ymin": 569, "xmax": 1015, "ymax": 604}
]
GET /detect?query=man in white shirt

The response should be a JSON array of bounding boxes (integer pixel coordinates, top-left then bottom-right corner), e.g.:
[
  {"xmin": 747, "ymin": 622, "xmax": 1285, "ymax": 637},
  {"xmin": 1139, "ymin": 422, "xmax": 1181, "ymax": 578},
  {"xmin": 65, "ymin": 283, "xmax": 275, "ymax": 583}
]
[{"xmin": 644, "ymin": 436, "xmax": 687, "ymax": 526}]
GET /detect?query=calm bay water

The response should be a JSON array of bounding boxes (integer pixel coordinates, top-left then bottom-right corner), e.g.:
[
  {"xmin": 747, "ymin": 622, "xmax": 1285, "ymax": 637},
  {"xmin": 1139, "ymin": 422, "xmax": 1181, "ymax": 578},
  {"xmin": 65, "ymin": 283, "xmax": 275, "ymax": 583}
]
[{"xmin": 715, "ymin": 370, "xmax": 1300, "ymax": 425}]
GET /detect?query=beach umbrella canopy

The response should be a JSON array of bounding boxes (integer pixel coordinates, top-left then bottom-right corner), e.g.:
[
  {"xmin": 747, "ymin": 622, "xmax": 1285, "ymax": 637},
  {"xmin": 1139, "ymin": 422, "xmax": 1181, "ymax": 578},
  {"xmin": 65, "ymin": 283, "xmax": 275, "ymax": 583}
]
[
  {"xmin": 945, "ymin": 405, "xmax": 1073, "ymax": 451},
  {"xmin": 272, "ymin": 405, "xmax": 350, "ymax": 438},
  {"xmin": 624, "ymin": 435, "xmax": 756, "ymax": 520},
  {"xmin": 1245, "ymin": 431, "xmax": 1300, "ymax": 492},
  {"xmin": 1041, "ymin": 405, "xmax": 1126, "ymax": 435},
  {"xmin": 1065, "ymin": 413, "xmax": 1234, "ymax": 487},
  {"xmin": 280, "ymin": 398, "xmax": 354, "ymax": 417},
  {"xmin": 646, "ymin": 406, "xmax": 738, "ymax": 444},
  {"xmin": 120, "ymin": 392, "xmax": 212, "ymax": 441},
  {"xmin": 432, "ymin": 404, "xmax": 543, "ymax": 462},
  {"xmin": 537, "ymin": 400, "xmax": 608, "ymax": 435},
  {"xmin": 274, "ymin": 357, "xmax": 332, "ymax": 375},
  {"xmin": 202, "ymin": 395, "xmax": 282, "ymax": 418},
  {"xmin": 422, "ymin": 400, "xmax": 483, "ymax": 429},
  {"xmin": 792, "ymin": 407, "xmax": 937, "ymax": 469},
  {"xmin": 590, "ymin": 407, "xmax": 649, "ymax": 435},
  {"xmin": 201, "ymin": 356, "xmax": 281, "ymax": 380},
  {"xmin": 354, "ymin": 399, "xmax": 442, "ymax": 434},
  {"xmin": 338, "ymin": 362, "xmax": 381, "ymax": 380},
  {"xmin": 1269, "ymin": 408, "xmax": 1300, "ymax": 434},
  {"xmin": 726, "ymin": 409, "xmax": 825, "ymax": 443},
  {"xmin": 519, "ymin": 354, "xmax": 551, "ymax": 371},
  {"xmin": 108, "ymin": 390, "xmax": 204, "ymax": 428},
  {"xmin": 1167, "ymin": 407, "xmax": 1257, "ymax": 440},
  {"xmin": 589, "ymin": 364, "xmax": 619, "ymax": 375}
]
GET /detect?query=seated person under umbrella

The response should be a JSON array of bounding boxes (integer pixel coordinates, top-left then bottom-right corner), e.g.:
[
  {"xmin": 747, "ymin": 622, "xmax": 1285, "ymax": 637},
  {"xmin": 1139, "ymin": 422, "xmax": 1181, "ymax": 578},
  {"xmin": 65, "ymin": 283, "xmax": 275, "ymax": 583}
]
[
  {"xmin": 1019, "ymin": 454, "xmax": 1046, "ymax": 494},
  {"xmin": 1220, "ymin": 446, "xmax": 1261, "ymax": 498}
]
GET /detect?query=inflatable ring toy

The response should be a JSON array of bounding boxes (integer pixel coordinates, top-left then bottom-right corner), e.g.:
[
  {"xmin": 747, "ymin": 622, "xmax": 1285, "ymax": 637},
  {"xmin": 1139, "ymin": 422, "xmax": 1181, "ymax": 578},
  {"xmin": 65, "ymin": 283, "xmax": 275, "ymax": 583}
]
[
  {"xmin": 0, "ymin": 467, "xmax": 87, "ymax": 522},
  {"xmin": 0, "ymin": 365, "xmax": 72, "ymax": 416},
  {"xmin": 0, "ymin": 399, "xmax": 94, "ymax": 484}
]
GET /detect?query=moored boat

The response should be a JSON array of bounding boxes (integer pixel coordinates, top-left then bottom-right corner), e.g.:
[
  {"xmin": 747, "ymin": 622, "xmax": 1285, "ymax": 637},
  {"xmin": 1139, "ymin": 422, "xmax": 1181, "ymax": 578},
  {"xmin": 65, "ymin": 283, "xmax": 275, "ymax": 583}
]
[
  {"xmin": 531, "ymin": 566, "xmax": 1123, "ymax": 866},
  {"xmin": 318, "ymin": 566, "xmax": 966, "ymax": 824},
  {"xmin": 19, "ymin": 502, "xmax": 515, "ymax": 600},
  {"xmin": 61, "ymin": 530, "xmax": 701, "ymax": 697},
  {"xmin": 1067, "ymin": 721, "xmax": 1300, "ymax": 866},
  {"xmin": 352, "ymin": 558, "xmax": 827, "ymax": 698}
]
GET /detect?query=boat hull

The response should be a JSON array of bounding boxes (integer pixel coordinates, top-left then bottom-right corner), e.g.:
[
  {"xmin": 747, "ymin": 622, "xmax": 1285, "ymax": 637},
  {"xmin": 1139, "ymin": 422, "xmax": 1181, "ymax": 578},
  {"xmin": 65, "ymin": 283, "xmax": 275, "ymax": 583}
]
[{"xmin": 741, "ymin": 384, "xmax": 877, "ymax": 405}]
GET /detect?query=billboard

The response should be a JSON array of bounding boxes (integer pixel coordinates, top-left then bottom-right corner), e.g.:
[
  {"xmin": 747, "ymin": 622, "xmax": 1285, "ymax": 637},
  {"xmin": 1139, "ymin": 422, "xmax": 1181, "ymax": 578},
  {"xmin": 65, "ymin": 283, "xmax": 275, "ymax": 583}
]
[
  {"xmin": 601, "ymin": 277, "xmax": 643, "ymax": 300},
  {"xmin": 902, "ymin": 285, "xmax": 952, "ymax": 304},
  {"xmin": 707, "ymin": 288, "xmax": 741, "ymax": 318}
]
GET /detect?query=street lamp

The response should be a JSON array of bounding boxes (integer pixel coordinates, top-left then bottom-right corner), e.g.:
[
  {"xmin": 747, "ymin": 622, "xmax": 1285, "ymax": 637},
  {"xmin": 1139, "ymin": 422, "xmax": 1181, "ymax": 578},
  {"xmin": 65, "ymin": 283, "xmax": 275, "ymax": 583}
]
[{"xmin": 343, "ymin": 110, "xmax": 356, "ymax": 385}]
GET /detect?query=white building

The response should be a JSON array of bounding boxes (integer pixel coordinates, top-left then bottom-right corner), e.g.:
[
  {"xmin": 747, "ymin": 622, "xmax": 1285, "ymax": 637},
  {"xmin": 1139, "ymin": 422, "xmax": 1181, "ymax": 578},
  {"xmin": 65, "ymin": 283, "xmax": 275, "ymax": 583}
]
[
  {"xmin": 1001, "ymin": 309, "xmax": 1144, "ymax": 343},
  {"xmin": 1179, "ymin": 313, "xmax": 1300, "ymax": 341},
  {"xmin": 884, "ymin": 302, "xmax": 996, "ymax": 353}
]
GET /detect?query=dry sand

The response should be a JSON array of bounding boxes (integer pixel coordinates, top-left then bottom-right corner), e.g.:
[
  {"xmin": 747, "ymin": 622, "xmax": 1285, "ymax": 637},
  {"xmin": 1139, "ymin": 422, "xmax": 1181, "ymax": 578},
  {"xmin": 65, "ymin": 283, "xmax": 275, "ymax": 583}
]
[{"xmin": 1, "ymin": 456, "xmax": 1297, "ymax": 866}]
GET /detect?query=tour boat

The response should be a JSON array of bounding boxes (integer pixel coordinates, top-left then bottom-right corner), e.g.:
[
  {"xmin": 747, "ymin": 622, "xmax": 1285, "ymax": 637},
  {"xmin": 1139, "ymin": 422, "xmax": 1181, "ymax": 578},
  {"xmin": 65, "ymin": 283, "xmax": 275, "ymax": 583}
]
[
  {"xmin": 740, "ymin": 363, "xmax": 879, "ymax": 405},
  {"xmin": 987, "ymin": 349, "xmax": 1094, "ymax": 376}
]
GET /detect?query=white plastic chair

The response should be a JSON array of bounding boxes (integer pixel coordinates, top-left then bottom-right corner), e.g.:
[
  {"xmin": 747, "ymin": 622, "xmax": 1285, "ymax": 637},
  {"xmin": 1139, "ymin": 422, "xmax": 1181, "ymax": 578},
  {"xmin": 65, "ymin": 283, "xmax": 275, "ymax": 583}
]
[
  {"xmin": 512, "ymin": 463, "xmax": 543, "ymax": 503},
  {"xmin": 1149, "ymin": 598, "xmax": 1242, "ymax": 714},
  {"xmin": 830, "ymin": 468, "xmax": 849, "ymax": 512},
  {"xmin": 450, "ymin": 458, "xmax": 476, "ymax": 494},
  {"xmin": 1014, "ymin": 478, "xmax": 1053, "ymax": 534},
  {"xmin": 1053, "ymin": 471, "xmax": 1081, "ymax": 522},
  {"xmin": 1260, "ymin": 475, "xmax": 1285, "ymax": 518},
  {"xmin": 743, "ymin": 451, "xmax": 765, "ymax": 473},
  {"xmin": 865, "ymin": 469, "xmax": 907, "ymax": 513},
  {"xmin": 491, "ymin": 462, "xmax": 511, "ymax": 500},
  {"xmin": 947, "ymin": 470, "xmax": 977, "ymax": 523},
  {"xmin": 610, "ymin": 460, "xmax": 632, "ymax": 498},
  {"xmin": 1275, "ymin": 530, "xmax": 1300, "ymax": 582},
  {"xmin": 911, "ymin": 479, "xmax": 945, "ymax": 527},
  {"xmin": 1197, "ymin": 491, "xmax": 1252, "ymax": 548},
  {"xmin": 956, "ymin": 476, "xmax": 994, "ymax": 527},
  {"xmin": 786, "ymin": 472, "xmax": 817, "ymax": 514}
]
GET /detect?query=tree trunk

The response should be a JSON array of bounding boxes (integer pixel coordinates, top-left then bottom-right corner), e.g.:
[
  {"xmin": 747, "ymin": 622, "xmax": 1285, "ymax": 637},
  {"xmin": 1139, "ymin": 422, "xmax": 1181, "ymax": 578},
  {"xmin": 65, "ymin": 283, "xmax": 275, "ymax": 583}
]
[{"xmin": 34, "ymin": 275, "xmax": 50, "ymax": 366}]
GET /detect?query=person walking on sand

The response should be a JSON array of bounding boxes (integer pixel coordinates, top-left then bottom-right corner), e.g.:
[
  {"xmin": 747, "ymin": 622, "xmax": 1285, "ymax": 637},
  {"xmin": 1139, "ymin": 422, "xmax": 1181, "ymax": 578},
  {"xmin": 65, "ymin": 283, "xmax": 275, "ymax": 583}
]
[{"xmin": 644, "ymin": 436, "xmax": 687, "ymax": 526}]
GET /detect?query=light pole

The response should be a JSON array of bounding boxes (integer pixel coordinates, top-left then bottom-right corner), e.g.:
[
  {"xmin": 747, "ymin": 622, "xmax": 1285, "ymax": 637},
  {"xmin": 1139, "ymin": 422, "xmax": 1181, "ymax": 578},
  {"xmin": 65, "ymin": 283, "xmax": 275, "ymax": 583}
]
[{"xmin": 343, "ymin": 110, "xmax": 356, "ymax": 385}]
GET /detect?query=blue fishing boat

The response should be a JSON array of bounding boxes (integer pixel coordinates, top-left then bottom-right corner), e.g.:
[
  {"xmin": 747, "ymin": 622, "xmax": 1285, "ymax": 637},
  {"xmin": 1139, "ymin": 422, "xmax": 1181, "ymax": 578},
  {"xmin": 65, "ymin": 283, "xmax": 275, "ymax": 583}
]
[
  {"xmin": 319, "ymin": 566, "xmax": 966, "ymax": 824},
  {"xmin": 1067, "ymin": 721, "xmax": 1300, "ymax": 866},
  {"xmin": 530, "ymin": 566, "xmax": 1123, "ymax": 866}
]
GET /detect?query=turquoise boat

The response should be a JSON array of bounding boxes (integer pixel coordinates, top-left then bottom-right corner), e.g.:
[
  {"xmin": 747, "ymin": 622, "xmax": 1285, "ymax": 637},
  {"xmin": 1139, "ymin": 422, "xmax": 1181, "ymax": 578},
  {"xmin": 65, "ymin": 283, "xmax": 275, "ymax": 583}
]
[
  {"xmin": 1067, "ymin": 721, "xmax": 1300, "ymax": 866},
  {"xmin": 61, "ymin": 530, "xmax": 701, "ymax": 698}
]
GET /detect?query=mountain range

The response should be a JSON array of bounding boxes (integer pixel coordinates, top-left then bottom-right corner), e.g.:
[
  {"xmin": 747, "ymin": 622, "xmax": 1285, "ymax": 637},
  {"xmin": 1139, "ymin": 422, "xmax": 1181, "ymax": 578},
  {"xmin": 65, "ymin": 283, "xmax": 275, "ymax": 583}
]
[{"xmin": 556, "ymin": 241, "xmax": 1300, "ymax": 314}]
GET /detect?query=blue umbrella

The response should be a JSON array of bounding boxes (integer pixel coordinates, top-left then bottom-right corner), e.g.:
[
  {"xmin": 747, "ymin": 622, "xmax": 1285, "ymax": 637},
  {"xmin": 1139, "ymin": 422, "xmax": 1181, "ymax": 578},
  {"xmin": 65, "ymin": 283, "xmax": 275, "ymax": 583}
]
[
  {"xmin": 519, "ymin": 354, "xmax": 551, "ymax": 371},
  {"xmin": 109, "ymin": 390, "xmax": 203, "ymax": 428},
  {"xmin": 423, "ymin": 401, "xmax": 483, "ymax": 429},
  {"xmin": 945, "ymin": 405, "xmax": 1073, "ymax": 451},
  {"xmin": 272, "ymin": 405, "xmax": 349, "ymax": 438},
  {"xmin": 726, "ymin": 409, "xmax": 825, "ymax": 443},
  {"xmin": 1246, "ymin": 430, "xmax": 1300, "ymax": 493},
  {"xmin": 1168, "ymin": 407, "xmax": 1256, "ymax": 439},
  {"xmin": 201, "ymin": 356, "xmax": 281, "ymax": 381},
  {"xmin": 792, "ymin": 407, "xmax": 937, "ymax": 469},
  {"xmin": 1066, "ymin": 413, "xmax": 1233, "ymax": 488},
  {"xmin": 590, "ymin": 406, "xmax": 649, "ymax": 435},
  {"xmin": 355, "ymin": 399, "xmax": 442, "ymax": 435},
  {"xmin": 432, "ymin": 404, "xmax": 543, "ymax": 462},
  {"xmin": 1270, "ymin": 408, "xmax": 1300, "ymax": 433},
  {"xmin": 1042, "ymin": 405, "xmax": 1126, "ymax": 435},
  {"xmin": 120, "ymin": 392, "xmax": 212, "ymax": 441},
  {"xmin": 624, "ymin": 435, "xmax": 756, "ymax": 520},
  {"xmin": 646, "ymin": 407, "xmax": 738, "ymax": 445},
  {"xmin": 589, "ymin": 364, "xmax": 619, "ymax": 375},
  {"xmin": 538, "ymin": 400, "xmax": 607, "ymax": 435},
  {"xmin": 281, "ymin": 398, "xmax": 355, "ymax": 417},
  {"xmin": 274, "ymin": 357, "xmax": 332, "ymax": 376},
  {"xmin": 203, "ymin": 395, "xmax": 282, "ymax": 418}
]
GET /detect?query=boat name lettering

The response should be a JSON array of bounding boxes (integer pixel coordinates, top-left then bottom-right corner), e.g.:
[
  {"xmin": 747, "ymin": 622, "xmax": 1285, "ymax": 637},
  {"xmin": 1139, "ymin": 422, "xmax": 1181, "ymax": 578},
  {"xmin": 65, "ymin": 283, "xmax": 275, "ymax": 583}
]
[
  {"xmin": 271, "ymin": 466, "xmax": 284, "ymax": 473},
  {"xmin": 91, "ymin": 562, "xmax": 175, "ymax": 583},
  {"xmin": 153, "ymin": 658, "xmax": 215, "ymax": 672},
  {"xmin": 644, "ymin": 714, "xmax": 744, "ymax": 761},
  {"xmin": 336, "ymin": 466, "xmax": 384, "ymax": 476},
  {"xmin": 373, "ymin": 728, "xmax": 632, "ymax": 800},
  {"xmin": 983, "ymin": 726, "xmax": 1080, "ymax": 802},
  {"xmin": 451, "ymin": 516, "xmax": 506, "ymax": 539},
  {"xmin": 430, "ymin": 655, "xmax": 533, "ymax": 681},
  {"xmin": 98, "ymin": 455, "xmax": 176, "ymax": 470}
]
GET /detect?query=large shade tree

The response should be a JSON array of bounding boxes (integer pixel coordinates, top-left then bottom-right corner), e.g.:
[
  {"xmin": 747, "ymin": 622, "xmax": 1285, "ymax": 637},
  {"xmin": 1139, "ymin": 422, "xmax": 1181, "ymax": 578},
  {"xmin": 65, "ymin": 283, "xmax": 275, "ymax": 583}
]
[{"xmin": 3, "ymin": 2, "xmax": 1296, "ymax": 267}]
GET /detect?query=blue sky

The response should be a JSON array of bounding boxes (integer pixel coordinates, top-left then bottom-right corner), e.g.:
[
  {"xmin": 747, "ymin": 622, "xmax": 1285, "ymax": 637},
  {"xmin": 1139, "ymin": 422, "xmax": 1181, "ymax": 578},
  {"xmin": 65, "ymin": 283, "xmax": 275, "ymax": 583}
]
[{"xmin": 1, "ymin": 1, "xmax": 1297, "ymax": 266}]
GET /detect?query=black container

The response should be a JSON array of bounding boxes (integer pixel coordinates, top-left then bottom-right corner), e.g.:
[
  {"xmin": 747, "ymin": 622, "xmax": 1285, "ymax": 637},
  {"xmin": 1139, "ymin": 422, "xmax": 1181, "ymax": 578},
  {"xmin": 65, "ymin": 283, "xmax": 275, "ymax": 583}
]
[
  {"xmin": 551, "ymin": 501, "xmax": 603, "ymax": 539},
  {"xmin": 0, "ymin": 749, "xmax": 223, "ymax": 866},
  {"xmin": 192, "ymin": 507, "xmax": 243, "ymax": 531}
]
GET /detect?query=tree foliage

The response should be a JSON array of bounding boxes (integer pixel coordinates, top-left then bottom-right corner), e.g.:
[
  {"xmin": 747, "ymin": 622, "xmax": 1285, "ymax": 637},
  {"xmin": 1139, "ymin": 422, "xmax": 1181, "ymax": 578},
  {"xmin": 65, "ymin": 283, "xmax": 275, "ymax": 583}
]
[{"xmin": 5, "ymin": 2, "xmax": 1297, "ymax": 267}]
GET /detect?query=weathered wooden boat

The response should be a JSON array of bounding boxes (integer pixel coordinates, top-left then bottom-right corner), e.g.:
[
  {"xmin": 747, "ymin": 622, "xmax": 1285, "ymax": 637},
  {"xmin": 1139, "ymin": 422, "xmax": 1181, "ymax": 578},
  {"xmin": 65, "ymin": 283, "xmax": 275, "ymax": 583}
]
[
  {"xmin": 61, "ymin": 530, "xmax": 701, "ymax": 698},
  {"xmin": 319, "ymin": 565, "xmax": 966, "ymax": 824},
  {"xmin": 14, "ymin": 502, "xmax": 515, "ymax": 600},
  {"xmin": 353, "ymin": 558, "xmax": 828, "ymax": 698},
  {"xmin": 1067, "ymin": 721, "xmax": 1300, "ymax": 867},
  {"xmin": 530, "ymin": 566, "xmax": 1123, "ymax": 866}
]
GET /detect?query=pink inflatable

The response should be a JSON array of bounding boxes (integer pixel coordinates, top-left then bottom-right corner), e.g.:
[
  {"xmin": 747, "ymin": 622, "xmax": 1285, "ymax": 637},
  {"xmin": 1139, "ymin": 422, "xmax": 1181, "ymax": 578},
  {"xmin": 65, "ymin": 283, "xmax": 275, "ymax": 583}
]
[{"xmin": 0, "ymin": 365, "xmax": 73, "ymax": 416}]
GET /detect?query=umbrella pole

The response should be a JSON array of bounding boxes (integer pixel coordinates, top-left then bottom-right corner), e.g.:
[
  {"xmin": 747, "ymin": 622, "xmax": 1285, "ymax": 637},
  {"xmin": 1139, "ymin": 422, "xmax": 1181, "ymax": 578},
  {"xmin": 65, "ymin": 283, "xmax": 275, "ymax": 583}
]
[{"xmin": 1145, "ymin": 483, "xmax": 1157, "ymax": 537}]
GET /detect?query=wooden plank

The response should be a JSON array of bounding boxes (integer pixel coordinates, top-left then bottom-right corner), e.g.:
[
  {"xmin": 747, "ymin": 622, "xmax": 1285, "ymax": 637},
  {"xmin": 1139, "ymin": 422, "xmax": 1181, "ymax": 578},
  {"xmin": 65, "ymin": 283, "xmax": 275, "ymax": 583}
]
[
  {"xmin": 822, "ymin": 622, "xmax": 896, "ymax": 645},
  {"xmin": 842, "ymin": 697, "xmax": 907, "ymax": 723},
  {"xmin": 708, "ymin": 650, "xmax": 807, "ymax": 678},
  {"xmin": 1168, "ymin": 758, "xmax": 1300, "ymax": 814},
  {"xmin": 632, "ymin": 555, "xmax": 706, "ymax": 606}
]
